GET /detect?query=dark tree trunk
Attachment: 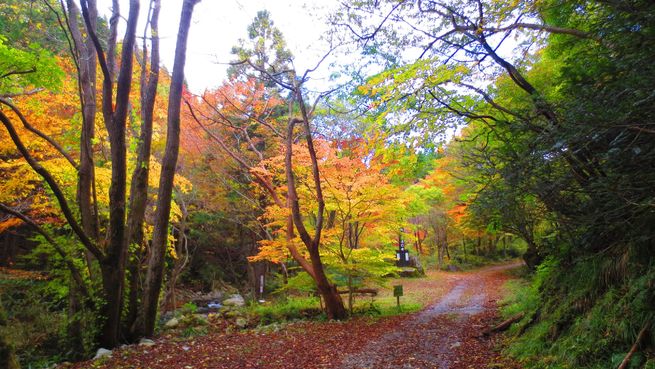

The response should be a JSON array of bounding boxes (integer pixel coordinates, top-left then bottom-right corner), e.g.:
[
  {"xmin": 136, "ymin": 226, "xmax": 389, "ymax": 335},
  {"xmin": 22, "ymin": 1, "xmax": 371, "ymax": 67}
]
[
  {"xmin": 68, "ymin": 0, "xmax": 100, "ymax": 261},
  {"xmin": 67, "ymin": 277, "xmax": 85, "ymax": 359},
  {"xmin": 125, "ymin": 0, "xmax": 161, "ymax": 339},
  {"xmin": 0, "ymin": 297, "xmax": 20, "ymax": 369},
  {"xmin": 141, "ymin": 0, "xmax": 199, "ymax": 337},
  {"xmin": 82, "ymin": 0, "xmax": 141, "ymax": 348}
]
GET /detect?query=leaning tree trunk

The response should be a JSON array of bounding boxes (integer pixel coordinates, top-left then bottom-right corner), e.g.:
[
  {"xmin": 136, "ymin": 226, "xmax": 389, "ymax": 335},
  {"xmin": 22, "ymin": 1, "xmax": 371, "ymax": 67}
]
[
  {"xmin": 140, "ymin": 0, "xmax": 199, "ymax": 338},
  {"xmin": 283, "ymin": 84, "xmax": 347, "ymax": 320}
]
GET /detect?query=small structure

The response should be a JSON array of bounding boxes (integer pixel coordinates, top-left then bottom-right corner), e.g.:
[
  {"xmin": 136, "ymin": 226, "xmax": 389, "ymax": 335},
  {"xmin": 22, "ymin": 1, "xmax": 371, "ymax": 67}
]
[{"xmin": 395, "ymin": 227, "xmax": 411, "ymax": 267}]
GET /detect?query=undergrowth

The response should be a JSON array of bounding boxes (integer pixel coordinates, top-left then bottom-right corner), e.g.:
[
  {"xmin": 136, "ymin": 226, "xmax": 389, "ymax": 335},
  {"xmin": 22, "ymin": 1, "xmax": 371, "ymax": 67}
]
[{"xmin": 501, "ymin": 257, "xmax": 655, "ymax": 368}]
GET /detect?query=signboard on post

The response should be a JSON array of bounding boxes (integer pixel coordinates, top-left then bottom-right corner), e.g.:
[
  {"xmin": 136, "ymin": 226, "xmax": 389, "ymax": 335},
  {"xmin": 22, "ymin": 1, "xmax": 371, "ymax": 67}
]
[{"xmin": 393, "ymin": 284, "xmax": 403, "ymax": 310}]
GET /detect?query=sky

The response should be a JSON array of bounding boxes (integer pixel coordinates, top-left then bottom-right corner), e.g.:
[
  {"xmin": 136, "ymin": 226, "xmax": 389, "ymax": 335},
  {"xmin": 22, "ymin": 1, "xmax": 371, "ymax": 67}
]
[{"xmin": 95, "ymin": 0, "xmax": 339, "ymax": 93}]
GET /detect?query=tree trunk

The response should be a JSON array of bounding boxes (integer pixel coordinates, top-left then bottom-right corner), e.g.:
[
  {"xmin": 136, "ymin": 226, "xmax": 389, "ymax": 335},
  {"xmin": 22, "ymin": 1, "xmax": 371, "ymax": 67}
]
[
  {"xmin": 0, "ymin": 297, "xmax": 20, "ymax": 369},
  {"xmin": 164, "ymin": 195, "xmax": 189, "ymax": 311},
  {"xmin": 310, "ymin": 248, "xmax": 347, "ymax": 319},
  {"xmin": 67, "ymin": 277, "xmax": 85, "ymax": 359},
  {"xmin": 125, "ymin": 0, "xmax": 161, "ymax": 339},
  {"xmin": 68, "ymin": 1, "xmax": 100, "ymax": 269},
  {"xmin": 141, "ymin": 0, "xmax": 199, "ymax": 337},
  {"xmin": 347, "ymin": 274, "xmax": 354, "ymax": 314}
]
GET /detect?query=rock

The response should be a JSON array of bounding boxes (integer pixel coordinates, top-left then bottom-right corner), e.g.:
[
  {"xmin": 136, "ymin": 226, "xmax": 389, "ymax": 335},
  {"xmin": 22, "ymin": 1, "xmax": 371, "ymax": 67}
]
[
  {"xmin": 138, "ymin": 338, "xmax": 155, "ymax": 346},
  {"xmin": 93, "ymin": 348, "xmax": 112, "ymax": 360},
  {"xmin": 223, "ymin": 294, "xmax": 245, "ymax": 307},
  {"xmin": 399, "ymin": 267, "xmax": 421, "ymax": 277},
  {"xmin": 235, "ymin": 317, "xmax": 248, "ymax": 328},
  {"xmin": 206, "ymin": 289, "xmax": 223, "ymax": 300},
  {"xmin": 165, "ymin": 317, "xmax": 180, "ymax": 328},
  {"xmin": 182, "ymin": 345, "xmax": 190, "ymax": 351},
  {"xmin": 450, "ymin": 341, "xmax": 461, "ymax": 349},
  {"xmin": 409, "ymin": 255, "xmax": 425, "ymax": 275}
]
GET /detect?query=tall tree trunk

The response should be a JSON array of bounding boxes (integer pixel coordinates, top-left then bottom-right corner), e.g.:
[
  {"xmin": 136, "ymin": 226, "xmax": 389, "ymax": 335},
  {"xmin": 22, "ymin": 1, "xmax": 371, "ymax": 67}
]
[
  {"xmin": 81, "ymin": 0, "xmax": 141, "ymax": 347},
  {"xmin": 141, "ymin": 0, "xmax": 199, "ymax": 337},
  {"xmin": 68, "ymin": 0, "xmax": 100, "ymax": 265},
  {"xmin": 125, "ymin": 0, "xmax": 161, "ymax": 339}
]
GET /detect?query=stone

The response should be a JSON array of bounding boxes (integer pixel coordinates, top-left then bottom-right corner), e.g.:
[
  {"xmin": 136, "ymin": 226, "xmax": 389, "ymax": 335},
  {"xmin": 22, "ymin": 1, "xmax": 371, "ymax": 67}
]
[
  {"xmin": 450, "ymin": 341, "xmax": 461, "ymax": 349},
  {"xmin": 139, "ymin": 338, "xmax": 155, "ymax": 346},
  {"xmin": 93, "ymin": 348, "xmax": 112, "ymax": 360},
  {"xmin": 206, "ymin": 289, "xmax": 223, "ymax": 300},
  {"xmin": 409, "ymin": 255, "xmax": 425, "ymax": 275},
  {"xmin": 223, "ymin": 294, "xmax": 245, "ymax": 307},
  {"xmin": 399, "ymin": 266, "xmax": 421, "ymax": 277},
  {"xmin": 235, "ymin": 317, "xmax": 248, "ymax": 328},
  {"xmin": 165, "ymin": 317, "xmax": 180, "ymax": 328}
]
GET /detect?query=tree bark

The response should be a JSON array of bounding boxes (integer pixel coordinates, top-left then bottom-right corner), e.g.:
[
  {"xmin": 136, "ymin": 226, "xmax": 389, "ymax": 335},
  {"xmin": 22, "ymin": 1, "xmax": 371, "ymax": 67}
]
[
  {"xmin": 141, "ymin": 0, "xmax": 199, "ymax": 337},
  {"xmin": 0, "ymin": 297, "xmax": 20, "ymax": 369},
  {"xmin": 67, "ymin": 0, "xmax": 100, "ymax": 281},
  {"xmin": 125, "ymin": 0, "xmax": 161, "ymax": 339}
]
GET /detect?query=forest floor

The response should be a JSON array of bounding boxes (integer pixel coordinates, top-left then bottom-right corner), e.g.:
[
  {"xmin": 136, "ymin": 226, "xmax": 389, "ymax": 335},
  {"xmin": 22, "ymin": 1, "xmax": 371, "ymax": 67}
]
[{"xmin": 67, "ymin": 262, "xmax": 523, "ymax": 369}]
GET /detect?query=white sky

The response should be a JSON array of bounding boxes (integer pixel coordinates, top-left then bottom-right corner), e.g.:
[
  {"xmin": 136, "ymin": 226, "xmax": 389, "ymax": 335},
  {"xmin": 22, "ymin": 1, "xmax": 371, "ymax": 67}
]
[{"xmin": 96, "ymin": 0, "xmax": 338, "ymax": 93}]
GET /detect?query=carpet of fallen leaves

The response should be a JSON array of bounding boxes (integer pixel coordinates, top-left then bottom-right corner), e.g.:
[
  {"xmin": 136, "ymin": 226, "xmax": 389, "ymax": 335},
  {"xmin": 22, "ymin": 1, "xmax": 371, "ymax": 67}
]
[{"xmin": 65, "ymin": 263, "xmax": 522, "ymax": 369}]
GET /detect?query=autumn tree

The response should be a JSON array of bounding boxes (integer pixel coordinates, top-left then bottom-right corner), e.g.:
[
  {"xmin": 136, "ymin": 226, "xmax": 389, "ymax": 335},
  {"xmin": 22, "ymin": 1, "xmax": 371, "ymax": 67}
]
[{"xmin": 0, "ymin": 0, "xmax": 200, "ymax": 348}]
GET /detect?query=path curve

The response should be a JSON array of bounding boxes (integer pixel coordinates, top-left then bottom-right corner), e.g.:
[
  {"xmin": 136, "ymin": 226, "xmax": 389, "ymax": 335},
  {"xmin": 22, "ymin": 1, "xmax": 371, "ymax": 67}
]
[{"xmin": 339, "ymin": 262, "xmax": 522, "ymax": 369}]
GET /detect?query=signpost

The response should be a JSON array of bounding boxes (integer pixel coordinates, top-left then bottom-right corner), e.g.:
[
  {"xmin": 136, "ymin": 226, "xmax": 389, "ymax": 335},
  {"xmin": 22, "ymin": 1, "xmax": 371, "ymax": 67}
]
[{"xmin": 393, "ymin": 284, "xmax": 403, "ymax": 310}]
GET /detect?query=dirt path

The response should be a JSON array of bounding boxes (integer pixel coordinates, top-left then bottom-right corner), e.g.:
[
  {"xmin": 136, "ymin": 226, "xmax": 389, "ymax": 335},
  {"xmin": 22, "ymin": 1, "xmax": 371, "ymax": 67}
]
[
  {"xmin": 339, "ymin": 263, "xmax": 522, "ymax": 369},
  {"xmin": 67, "ymin": 263, "xmax": 522, "ymax": 369}
]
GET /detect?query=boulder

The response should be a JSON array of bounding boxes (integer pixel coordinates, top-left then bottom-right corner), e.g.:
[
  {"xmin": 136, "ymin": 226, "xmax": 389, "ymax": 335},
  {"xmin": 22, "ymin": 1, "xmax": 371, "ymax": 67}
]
[
  {"xmin": 408, "ymin": 255, "xmax": 425, "ymax": 275},
  {"xmin": 223, "ymin": 294, "xmax": 245, "ymax": 307},
  {"xmin": 399, "ymin": 267, "xmax": 421, "ymax": 277},
  {"xmin": 93, "ymin": 348, "xmax": 112, "ymax": 360},
  {"xmin": 205, "ymin": 289, "xmax": 223, "ymax": 301},
  {"xmin": 164, "ymin": 317, "xmax": 179, "ymax": 328}
]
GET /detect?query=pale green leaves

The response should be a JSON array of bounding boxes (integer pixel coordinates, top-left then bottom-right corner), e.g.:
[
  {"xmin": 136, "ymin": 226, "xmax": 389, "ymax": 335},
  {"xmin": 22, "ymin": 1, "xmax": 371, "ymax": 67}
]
[{"xmin": 0, "ymin": 36, "xmax": 63, "ymax": 95}]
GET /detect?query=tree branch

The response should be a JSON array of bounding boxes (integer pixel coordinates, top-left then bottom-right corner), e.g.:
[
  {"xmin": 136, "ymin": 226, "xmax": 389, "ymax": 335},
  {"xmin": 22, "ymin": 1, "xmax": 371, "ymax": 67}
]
[
  {"xmin": 0, "ymin": 97, "xmax": 78, "ymax": 168},
  {"xmin": 0, "ymin": 110, "xmax": 102, "ymax": 260},
  {"xmin": 0, "ymin": 202, "xmax": 92, "ymax": 304}
]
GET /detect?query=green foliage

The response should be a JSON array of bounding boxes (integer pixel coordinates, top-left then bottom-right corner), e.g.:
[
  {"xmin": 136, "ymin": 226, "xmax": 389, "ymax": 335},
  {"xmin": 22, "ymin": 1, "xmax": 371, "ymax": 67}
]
[
  {"xmin": 0, "ymin": 37, "xmax": 63, "ymax": 94},
  {"xmin": 0, "ymin": 277, "xmax": 86, "ymax": 367},
  {"xmin": 248, "ymin": 297, "xmax": 323, "ymax": 325},
  {"xmin": 505, "ymin": 257, "xmax": 655, "ymax": 368}
]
